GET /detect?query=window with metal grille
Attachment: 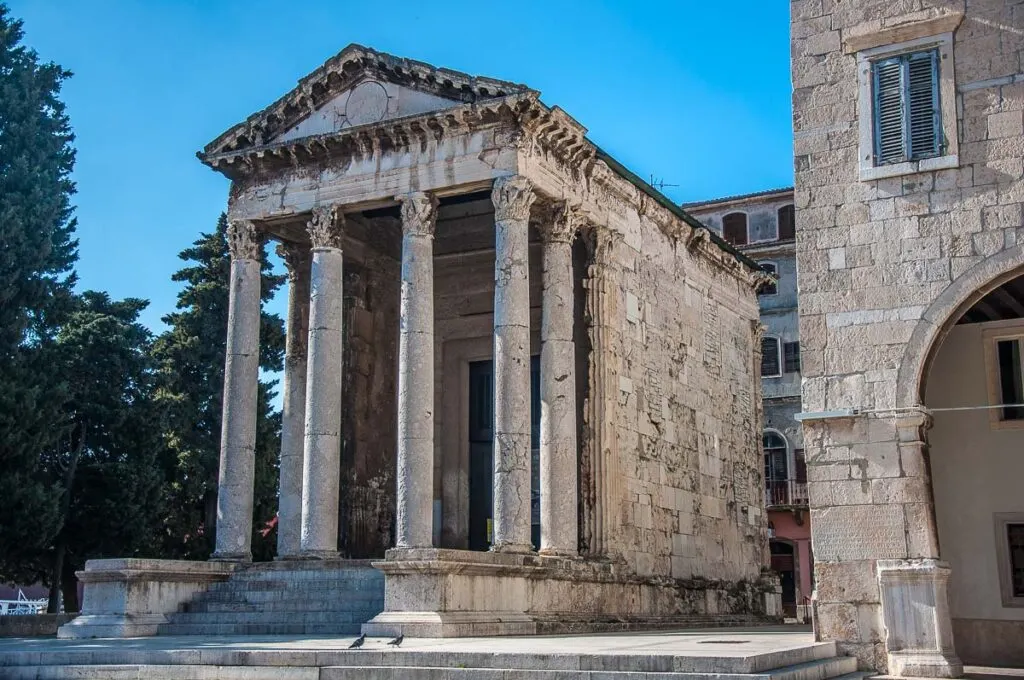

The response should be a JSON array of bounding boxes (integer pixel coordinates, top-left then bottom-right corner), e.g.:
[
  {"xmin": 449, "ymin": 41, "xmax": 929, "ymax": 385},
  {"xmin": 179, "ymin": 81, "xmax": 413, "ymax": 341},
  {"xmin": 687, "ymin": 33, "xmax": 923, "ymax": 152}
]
[
  {"xmin": 778, "ymin": 205, "xmax": 795, "ymax": 241},
  {"xmin": 759, "ymin": 262, "xmax": 778, "ymax": 296},
  {"xmin": 784, "ymin": 342, "xmax": 801, "ymax": 373},
  {"xmin": 723, "ymin": 212, "xmax": 747, "ymax": 246},
  {"xmin": 761, "ymin": 336, "xmax": 781, "ymax": 378},
  {"xmin": 872, "ymin": 49, "xmax": 942, "ymax": 165}
]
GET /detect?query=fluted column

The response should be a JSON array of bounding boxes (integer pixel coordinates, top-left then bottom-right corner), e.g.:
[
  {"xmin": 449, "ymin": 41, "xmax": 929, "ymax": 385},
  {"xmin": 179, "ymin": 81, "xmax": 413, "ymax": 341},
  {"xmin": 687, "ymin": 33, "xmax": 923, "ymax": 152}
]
[
  {"xmin": 490, "ymin": 176, "xmax": 536, "ymax": 553},
  {"xmin": 539, "ymin": 204, "xmax": 581, "ymax": 556},
  {"xmin": 300, "ymin": 206, "xmax": 345, "ymax": 558},
  {"xmin": 276, "ymin": 242, "xmax": 311, "ymax": 559},
  {"xmin": 212, "ymin": 220, "xmax": 263, "ymax": 562},
  {"xmin": 395, "ymin": 192, "xmax": 439, "ymax": 549}
]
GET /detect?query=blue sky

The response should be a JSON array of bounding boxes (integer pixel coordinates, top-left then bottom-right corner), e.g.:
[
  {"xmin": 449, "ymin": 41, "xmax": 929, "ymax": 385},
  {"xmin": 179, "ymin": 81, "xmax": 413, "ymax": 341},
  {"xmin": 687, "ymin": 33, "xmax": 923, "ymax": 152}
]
[{"xmin": 10, "ymin": 0, "xmax": 793, "ymax": 331}]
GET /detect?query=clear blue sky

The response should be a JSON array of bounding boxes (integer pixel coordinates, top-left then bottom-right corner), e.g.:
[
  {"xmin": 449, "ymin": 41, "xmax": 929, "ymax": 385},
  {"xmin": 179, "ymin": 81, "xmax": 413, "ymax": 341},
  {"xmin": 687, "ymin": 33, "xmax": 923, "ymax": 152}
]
[{"xmin": 10, "ymin": 0, "xmax": 793, "ymax": 331}]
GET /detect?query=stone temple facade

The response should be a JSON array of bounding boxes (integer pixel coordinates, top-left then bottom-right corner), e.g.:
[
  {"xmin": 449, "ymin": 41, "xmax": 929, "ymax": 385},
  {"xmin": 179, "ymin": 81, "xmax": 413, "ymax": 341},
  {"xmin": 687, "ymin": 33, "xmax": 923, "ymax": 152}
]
[
  {"xmin": 792, "ymin": 0, "xmax": 1024, "ymax": 675},
  {"xmin": 62, "ymin": 45, "xmax": 779, "ymax": 639}
]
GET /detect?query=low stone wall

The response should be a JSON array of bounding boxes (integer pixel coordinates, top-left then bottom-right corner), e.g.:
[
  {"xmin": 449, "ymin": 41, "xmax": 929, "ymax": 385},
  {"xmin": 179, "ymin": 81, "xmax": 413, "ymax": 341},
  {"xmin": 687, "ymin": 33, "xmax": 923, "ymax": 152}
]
[
  {"xmin": 0, "ymin": 614, "xmax": 78, "ymax": 637},
  {"xmin": 363, "ymin": 548, "xmax": 781, "ymax": 637},
  {"xmin": 953, "ymin": 618, "xmax": 1024, "ymax": 668},
  {"xmin": 58, "ymin": 559, "xmax": 238, "ymax": 639}
]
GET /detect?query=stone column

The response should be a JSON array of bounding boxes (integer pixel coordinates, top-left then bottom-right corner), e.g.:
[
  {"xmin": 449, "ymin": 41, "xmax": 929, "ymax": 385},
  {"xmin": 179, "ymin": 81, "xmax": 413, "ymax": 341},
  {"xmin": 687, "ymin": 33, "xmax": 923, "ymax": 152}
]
[
  {"xmin": 300, "ymin": 205, "xmax": 345, "ymax": 559},
  {"xmin": 276, "ymin": 242, "xmax": 311, "ymax": 559},
  {"xmin": 395, "ymin": 192, "xmax": 439, "ymax": 549},
  {"xmin": 212, "ymin": 219, "xmax": 263, "ymax": 562},
  {"xmin": 490, "ymin": 176, "xmax": 536, "ymax": 553},
  {"xmin": 539, "ymin": 203, "xmax": 581, "ymax": 556}
]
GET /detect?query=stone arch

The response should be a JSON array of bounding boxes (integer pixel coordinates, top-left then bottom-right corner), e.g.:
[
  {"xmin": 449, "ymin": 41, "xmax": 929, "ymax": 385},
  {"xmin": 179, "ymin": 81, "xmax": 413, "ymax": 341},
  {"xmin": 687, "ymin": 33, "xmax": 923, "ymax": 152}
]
[{"xmin": 896, "ymin": 243, "xmax": 1024, "ymax": 408}]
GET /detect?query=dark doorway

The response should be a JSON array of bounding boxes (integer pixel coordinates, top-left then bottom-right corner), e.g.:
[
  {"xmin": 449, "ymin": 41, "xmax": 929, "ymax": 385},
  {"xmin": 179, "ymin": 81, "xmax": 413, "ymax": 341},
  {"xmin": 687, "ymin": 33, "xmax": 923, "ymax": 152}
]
[
  {"xmin": 770, "ymin": 540, "xmax": 797, "ymax": 618},
  {"xmin": 467, "ymin": 357, "xmax": 540, "ymax": 551}
]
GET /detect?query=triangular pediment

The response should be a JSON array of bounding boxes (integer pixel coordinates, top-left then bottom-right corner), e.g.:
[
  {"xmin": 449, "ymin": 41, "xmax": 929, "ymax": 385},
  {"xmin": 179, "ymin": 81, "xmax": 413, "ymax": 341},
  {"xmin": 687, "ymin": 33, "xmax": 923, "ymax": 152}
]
[{"xmin": 202, "ymin": 44, "xmax": 533, "ymax": 158}]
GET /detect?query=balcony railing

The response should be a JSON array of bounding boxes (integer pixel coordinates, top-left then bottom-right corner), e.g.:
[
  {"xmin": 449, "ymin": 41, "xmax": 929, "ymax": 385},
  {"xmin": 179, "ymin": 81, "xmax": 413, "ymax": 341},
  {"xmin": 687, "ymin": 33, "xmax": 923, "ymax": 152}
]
[{"xmin": 766, "ymin": 479, "xmax": 809, "ymax": 508}]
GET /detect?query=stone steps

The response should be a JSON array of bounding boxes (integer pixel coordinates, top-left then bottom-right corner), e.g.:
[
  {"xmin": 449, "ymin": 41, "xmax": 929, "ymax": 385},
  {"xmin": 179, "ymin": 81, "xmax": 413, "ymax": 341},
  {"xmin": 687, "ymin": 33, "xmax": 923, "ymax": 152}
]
[
  {"xmin": 0, "ymin": 656, "xmax": 862, "ymax": 680},
  {"xmin": 157, "ymin": 622, "xmax": 364, "ymax": 636},
  {"xmin": 187, "ymin": 599, "xmax": 383, "ymax": 613}
]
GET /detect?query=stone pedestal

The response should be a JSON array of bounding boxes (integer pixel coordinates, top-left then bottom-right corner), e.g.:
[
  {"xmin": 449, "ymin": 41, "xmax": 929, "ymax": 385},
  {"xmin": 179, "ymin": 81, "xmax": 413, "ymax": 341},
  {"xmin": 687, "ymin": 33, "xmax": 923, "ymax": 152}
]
[
  {"xmin": 212, "ymin": 220, "xmax": 263, "ymax": 562},
  {"xmin": 362, "ymin": 548, "xmax": 781, "ymax": 638},
  {"xmin": 490, "ymin": 176, "xmax": 536, "ymax": 554},
  {"xmin": 300, "ymin": 206, "xmax": 345, "ymax": 559},
  {"xmin": 877, "ymin": 559, "xmax": 962, "ymax": 678},
  {"xmin": 57, "ymin": 559, "xmax": 236, "ymax": 639},
  {"xmin": 395, "ymin": 192, "xmax": 438, "ymax": 549}
]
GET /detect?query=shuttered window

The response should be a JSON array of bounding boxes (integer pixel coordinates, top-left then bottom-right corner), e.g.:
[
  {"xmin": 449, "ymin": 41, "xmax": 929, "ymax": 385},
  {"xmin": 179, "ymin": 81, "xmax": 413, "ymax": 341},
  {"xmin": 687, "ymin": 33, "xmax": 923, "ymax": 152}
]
[
  {"xmin": 723, "ymin": 212, "xmax": 748, "ymax": 246},
  {"xmin": 784, "ymin": 342, "xmax": 801, "ymax": 373},
  {"xmin": 759, "ymin": 262, "xmax": 778, "ymax": 296},
  {"xmin": 872, "ymin": 49, "xmax": 941, "ymax": 165},
  {"xmin": 778, "ymin": 205, "xmax": 795, "ymax": 241},
  {"xmin": 761, "ymin": 337, "xmax": 781, "ymax": 378}
]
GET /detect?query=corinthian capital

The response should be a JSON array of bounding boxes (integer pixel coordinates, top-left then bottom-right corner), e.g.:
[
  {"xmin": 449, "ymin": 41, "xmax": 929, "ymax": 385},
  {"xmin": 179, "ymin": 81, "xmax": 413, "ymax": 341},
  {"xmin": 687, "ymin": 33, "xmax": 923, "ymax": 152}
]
[
  {"xmin": 276, "ymin": 242, "xmax": 312, "ymax": 282},
  {"xmin": 226, "ymin": 220, "xmax": 262, "ymax": 260},
  {"xmin": 543, "ymin": 202, "xmax": 585, "ymax": 244},
  {"xmin": 491, "ymin": 176, "xmax": 535, "ymax": 223},
  {"xmin": 306, "ymin": 205, "xmax": 345, "ymax": 249},
  {"xmin": 399, "ymin": 192, "xmax": 439, "ymax": 237}
]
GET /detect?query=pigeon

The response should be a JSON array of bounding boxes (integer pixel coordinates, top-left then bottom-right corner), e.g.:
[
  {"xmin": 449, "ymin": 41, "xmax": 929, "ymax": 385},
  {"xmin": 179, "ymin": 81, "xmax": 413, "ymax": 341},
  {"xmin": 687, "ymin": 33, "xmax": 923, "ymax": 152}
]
[
  {"xmin": 348, "ymin": 634, "xmax": 365, "ymax": 649},
  {"xmin": 386, "ymin": 633, "xmax": 404, "ymax": 647}
]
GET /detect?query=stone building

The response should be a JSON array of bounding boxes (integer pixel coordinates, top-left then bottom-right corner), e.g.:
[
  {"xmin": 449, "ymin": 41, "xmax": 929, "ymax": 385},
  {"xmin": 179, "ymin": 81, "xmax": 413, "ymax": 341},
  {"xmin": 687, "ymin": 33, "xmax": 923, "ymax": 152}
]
[
  {"xmin": 61, "ymin": 44, "xmax": 779, "ymax": 639},
  {"xmin": 792, "ymin": 0, "xmax": 1024, "ymax": 675},
  {"xmin": 687, "ymin": 188, "xmax": 813, "ymax": 623}
]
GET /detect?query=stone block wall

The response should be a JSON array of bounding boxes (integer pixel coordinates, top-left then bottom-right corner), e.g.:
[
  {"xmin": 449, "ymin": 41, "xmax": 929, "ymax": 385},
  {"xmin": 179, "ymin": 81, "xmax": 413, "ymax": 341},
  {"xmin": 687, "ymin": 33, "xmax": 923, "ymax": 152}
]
[
  {"xmin": 792, "ymin": 0, "xmax": 1024, "ymax": 671},
  {"xmin": 601, "ymin": 214, "xmax": 768, "ymax": 585}
]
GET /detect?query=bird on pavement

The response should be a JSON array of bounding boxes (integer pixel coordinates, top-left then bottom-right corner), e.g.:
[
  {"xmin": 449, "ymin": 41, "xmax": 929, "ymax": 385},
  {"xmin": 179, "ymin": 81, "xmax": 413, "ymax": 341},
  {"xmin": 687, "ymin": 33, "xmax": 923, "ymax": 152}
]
[
  {"xmin": 386, "ymin": 634, "xmax": 403, "ymax": 647},
  {"xmin": 348, "ymin": 634, "xmax": 365, "ymax": 649}
]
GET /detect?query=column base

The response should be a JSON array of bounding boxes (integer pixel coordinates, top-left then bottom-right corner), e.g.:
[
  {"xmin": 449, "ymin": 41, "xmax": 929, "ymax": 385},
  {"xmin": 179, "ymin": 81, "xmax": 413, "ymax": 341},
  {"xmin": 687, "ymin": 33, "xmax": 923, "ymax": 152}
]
[
  {"xmin": 888, "ymin": 651, "xmax": 964, "ymax": 678},
  {"xmin": 298, "ymin": 550, "xmax": 340, "ymax": 560},
  {"xmin": 490, "ymin": 542, "xmax": 534, "ymax": 555},
  {"xmin": 209, "ymin": 551, "xmax": 251, "ymax": 563}
]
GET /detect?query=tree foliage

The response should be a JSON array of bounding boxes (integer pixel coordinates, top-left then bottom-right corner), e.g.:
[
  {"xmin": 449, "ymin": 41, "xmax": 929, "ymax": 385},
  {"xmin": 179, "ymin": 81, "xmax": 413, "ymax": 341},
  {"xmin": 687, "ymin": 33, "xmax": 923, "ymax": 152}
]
[
  {"xmin": 155, "ymin": 214, "xmax": 285, "ymax": 561},
  {"xmin": 0, "ymin": 3, "xmax": 79, "ymax": 582}
]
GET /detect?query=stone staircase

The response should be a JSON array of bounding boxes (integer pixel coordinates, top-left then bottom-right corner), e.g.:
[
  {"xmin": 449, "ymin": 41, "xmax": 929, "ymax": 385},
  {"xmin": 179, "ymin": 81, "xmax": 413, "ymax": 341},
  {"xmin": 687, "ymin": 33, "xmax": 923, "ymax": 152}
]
[
  {"xmin": 156, "ymin": 559, "xmax": 384, "ymax": 636},
  {"xmin": 0, "ymin": 631, "xmax": 867, "ymax": 680}
]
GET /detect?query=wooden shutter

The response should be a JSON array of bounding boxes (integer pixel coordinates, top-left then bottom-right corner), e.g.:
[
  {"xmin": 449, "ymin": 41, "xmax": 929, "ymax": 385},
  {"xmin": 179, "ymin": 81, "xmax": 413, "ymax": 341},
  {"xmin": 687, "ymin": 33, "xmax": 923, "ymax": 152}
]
[
  {"xmin": 778, "ymin": 205, "xmax": 795, "ymax": 241},
  {"xmin": 723, "ymin": 213, "xmax": 748, "ymax": 246},
  {"xmin": 761, "ymin": 337, "xmax": 780, "ymax": 377},
  {"xmin": 873, "ymin": 57, "xmax": 905, "ymax": 164},
  {"xmin": 907, "ymin": 50, "xmax": 941, "ymax": 159},
  {"xmin": 784, "ymin": 342, "xmax": 801, "ymax": 373},
  {"xmin": 794, "ymin": 449, "xmax": 807, "ymax": 483}
]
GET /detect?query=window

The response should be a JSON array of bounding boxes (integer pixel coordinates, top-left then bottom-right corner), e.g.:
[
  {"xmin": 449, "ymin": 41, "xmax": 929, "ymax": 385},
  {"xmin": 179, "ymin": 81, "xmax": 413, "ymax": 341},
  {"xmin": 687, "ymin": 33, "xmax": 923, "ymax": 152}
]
[
  {"xmin": 872, "ymin": 49, "xmax": 941, "ymax": 165},
  {"xmin": 985, "ymin": 330, "xmax": 1024, "ymax": 426},
  {"xmin": 759, "ymin": 262, "xmax": 778, "ymax": 296},
  {"xmin": 995, "ymin": 513, "xmax": 1024, "ymax": 607},
  {"xmin": 723, "ymin": 212, "xmax": 747, "ymax": 246},
  {"xmin": 856, "ymin": 32, "xmax": 958, "ymax": 181},
  {"xmin": 778, "ymin": 205, "xmax": 795, "ymax": 241},
  {"xmin": 762, "ymin": 431, "xmax": 788, "ymax": 482},
  {"xmin": 996, "ymin": 339, "xmax": 1024, "ymax": 421},
  {"xmin": 784, "ymin": 342, "xmax": 801, "ymax": 373},
  {"xmin": 761, "ymin": 336, "xmax": 781, "ymax": 378}
]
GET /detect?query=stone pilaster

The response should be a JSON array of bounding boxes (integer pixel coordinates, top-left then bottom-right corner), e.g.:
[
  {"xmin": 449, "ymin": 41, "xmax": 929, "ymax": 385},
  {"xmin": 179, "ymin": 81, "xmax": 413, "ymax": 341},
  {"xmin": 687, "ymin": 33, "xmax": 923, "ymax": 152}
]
[
  {"xmin": 212, "ymin": 219, "xmax": 263, "ymax": 562},
  {"xmin": 539, "ymin": 203, "xmax": 581, "ymax": 556},
  {"xmin": 395, "ymin": 192, "xmax": 438, "ymax": 549},
  {"xmin": 490, "ymin": 176, "xmax": 536, "ymax": 553},
  {"xmin": 276, "ymin": 242, "xmax": 311, "ymax": 559},
  {"xmin": 300, "ymin": 205, "xmax": 345, "ymax": 559}
]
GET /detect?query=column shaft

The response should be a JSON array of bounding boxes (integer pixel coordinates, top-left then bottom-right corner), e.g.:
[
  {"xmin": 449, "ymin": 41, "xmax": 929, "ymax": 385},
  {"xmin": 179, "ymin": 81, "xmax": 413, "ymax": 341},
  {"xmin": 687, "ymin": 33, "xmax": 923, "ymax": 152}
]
[
  {"xmin": 300, "ymin": 206, "xmax": 345, "ymax": 558},
  {"xmin": 490, "ymin": 176, "xmax": 536, "ymax": 553},
  {"xmin": 213, "ymin": 220, "xmax": 262, "ymax": 562},
  {"xmin": 276, "ymin": 243, "xmax": 311, "ymax": 558},
  {"xmin": 539, "ymin": 205, "xmax": 580, "ymax": 555},
  {"xmin": 395, "ymin": 192, "xmax": 438, "ymax": 549}
]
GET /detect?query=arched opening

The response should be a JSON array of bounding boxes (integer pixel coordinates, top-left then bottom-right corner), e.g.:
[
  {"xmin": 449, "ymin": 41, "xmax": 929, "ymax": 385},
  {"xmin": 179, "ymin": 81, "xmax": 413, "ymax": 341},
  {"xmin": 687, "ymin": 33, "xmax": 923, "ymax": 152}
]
[
  {"xmin": 922, "ymin": 268, "xmax": 1024, "ymax": 666},
  {"xmin": 769, "ymin": 539, "xmax": 798, "ymax": 619},
  {"xmin": 763, "ymin": 430, "xmax": 788, "ymax": 505}
]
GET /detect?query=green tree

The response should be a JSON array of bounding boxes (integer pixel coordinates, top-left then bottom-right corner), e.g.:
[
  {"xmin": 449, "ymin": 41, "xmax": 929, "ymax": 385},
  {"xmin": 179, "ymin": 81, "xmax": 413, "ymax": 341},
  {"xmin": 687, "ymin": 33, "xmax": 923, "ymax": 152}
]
[
  {"xmin": 155, "ymin": 214, "xmax": 285, "ymax": 561},
  {"xmin": 44, "ymin": 292, "xmax": 167, "ymax": 612},
  {"xmin": 0, "ymin": 3, "xmax": 79, "ymax": 583}
]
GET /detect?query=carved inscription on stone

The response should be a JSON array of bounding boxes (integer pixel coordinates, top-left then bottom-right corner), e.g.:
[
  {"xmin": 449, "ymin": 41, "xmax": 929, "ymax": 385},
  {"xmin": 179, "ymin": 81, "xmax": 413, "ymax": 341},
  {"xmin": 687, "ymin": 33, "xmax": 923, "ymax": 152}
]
[{"xmin": 813, "ymin": 505, "xmax": 907, "ymax": 562}]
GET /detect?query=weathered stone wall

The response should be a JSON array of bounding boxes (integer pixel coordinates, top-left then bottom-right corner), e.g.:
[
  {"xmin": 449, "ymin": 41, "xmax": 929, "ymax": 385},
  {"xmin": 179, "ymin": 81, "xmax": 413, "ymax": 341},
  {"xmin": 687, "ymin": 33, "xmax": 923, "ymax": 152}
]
[
  {"xmin": 792, "ymin": 0, "xmax": 1024, "ymax": 670},
  {"xmin": 599, "ymin": 213, "xmax": 768, "ymax": 585}
]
